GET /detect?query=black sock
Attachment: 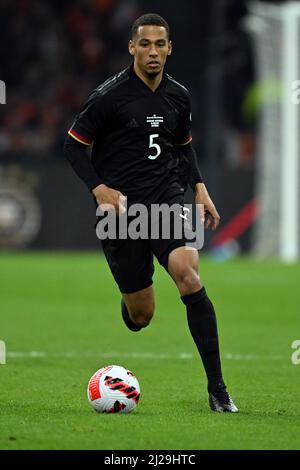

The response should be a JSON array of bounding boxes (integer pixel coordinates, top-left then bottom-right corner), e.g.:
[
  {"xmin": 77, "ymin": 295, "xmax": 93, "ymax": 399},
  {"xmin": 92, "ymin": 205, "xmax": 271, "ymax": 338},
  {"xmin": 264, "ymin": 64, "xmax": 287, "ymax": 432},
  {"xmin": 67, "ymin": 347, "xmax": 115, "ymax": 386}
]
[{"xmin": 181, "ymin": 287, "xmax": 225, "ymax": 393}]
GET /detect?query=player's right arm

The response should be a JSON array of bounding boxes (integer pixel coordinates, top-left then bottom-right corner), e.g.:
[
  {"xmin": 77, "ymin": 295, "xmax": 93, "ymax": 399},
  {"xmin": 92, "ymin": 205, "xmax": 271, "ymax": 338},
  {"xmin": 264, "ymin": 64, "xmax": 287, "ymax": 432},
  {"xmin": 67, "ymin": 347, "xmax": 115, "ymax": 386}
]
[
  {"xmin": 64, "ymin": 92, "xmax": 126, "ymax": 214},
  {"xmin": 91, "ymin": 183, "xmax": 126, "ymax": 215}
]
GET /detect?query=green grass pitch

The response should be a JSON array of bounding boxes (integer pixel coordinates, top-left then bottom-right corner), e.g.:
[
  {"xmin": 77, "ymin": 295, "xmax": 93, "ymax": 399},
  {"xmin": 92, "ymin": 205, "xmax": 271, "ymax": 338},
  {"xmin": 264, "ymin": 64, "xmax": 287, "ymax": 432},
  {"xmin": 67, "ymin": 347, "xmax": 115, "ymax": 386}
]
[{"xmin": 0, "ymin": 252, "xmax": 299, "ymax": 450}]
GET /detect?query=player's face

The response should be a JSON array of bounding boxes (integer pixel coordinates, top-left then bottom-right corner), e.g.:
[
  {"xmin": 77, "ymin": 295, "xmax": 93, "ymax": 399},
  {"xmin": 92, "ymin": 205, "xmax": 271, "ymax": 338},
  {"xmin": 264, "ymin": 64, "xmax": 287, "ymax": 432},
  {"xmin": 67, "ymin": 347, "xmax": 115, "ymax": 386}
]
[{"xmin": 129, "ymin": 25, "xmax": 172, "ymax": 77}]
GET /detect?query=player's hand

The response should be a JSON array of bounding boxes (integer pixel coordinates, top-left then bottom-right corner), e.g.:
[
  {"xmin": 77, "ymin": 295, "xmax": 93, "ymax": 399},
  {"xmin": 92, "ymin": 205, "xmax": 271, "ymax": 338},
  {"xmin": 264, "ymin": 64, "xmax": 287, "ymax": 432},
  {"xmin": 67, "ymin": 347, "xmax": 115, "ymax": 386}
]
[
  {"xmin": 195, "ymin": 183, "xmax": 220, "ymax": 231},
  {"xmin": 92, "ymin": 184, "xmax": 127, "ymax": 215}
]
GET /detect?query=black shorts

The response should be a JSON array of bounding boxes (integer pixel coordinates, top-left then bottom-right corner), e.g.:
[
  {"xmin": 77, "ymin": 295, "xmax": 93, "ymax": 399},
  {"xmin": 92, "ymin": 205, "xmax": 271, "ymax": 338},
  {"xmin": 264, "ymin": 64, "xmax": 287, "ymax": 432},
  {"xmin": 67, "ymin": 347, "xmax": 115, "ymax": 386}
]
[{"xmin": 99, "ymin": 192, "xmax": 195, "ymax": 294}]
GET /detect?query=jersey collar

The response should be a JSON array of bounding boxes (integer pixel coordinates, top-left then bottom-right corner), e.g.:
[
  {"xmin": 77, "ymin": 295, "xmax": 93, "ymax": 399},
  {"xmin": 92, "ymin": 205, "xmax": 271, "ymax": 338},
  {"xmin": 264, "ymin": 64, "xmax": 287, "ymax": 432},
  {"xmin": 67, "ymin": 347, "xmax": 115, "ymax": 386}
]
[{"xmin": 129, "ymin": 62, "xmax": 167, "ymax": 93}]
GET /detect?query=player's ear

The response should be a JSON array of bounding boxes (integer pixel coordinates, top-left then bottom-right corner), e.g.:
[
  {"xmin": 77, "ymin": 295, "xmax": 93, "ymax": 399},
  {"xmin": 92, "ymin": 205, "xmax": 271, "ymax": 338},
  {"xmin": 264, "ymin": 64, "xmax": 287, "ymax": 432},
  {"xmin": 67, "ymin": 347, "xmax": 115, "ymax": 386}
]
[
  {"xmin": 167, "ymin": 41, "xmax": 172, "ymax": 56},
  {"xmin": 128, "ymin": 39, "xmax": 135, "ymax": 56}
]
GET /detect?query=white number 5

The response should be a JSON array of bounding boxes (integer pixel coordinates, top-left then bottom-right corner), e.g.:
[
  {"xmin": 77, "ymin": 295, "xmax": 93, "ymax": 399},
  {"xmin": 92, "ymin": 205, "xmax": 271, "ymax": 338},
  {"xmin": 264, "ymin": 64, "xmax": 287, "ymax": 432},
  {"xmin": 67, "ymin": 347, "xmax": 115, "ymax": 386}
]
[{"xmin": 148, "ymin": 134, "xmax": 161, "ymax": 160}]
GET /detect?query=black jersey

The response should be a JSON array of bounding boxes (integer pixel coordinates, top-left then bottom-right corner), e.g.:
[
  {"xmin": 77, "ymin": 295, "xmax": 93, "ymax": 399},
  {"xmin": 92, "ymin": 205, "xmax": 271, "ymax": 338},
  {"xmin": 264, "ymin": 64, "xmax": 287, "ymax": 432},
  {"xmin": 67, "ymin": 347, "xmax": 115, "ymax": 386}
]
[{"xmin": 68, "ymin": 64, "xmax": 193, "ymax": 204}]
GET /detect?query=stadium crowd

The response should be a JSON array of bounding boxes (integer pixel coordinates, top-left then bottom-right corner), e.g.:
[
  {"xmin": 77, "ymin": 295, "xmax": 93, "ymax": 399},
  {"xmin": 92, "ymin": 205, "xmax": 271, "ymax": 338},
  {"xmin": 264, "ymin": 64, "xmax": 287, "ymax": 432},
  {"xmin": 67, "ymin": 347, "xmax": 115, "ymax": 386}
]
[
  {"xmin": 0, "ymin": 0, "xmax": 140, "ymax": 158},
  {"xmin": 0, "ymin": 0, "xmax": 254, "ymax": 171}
]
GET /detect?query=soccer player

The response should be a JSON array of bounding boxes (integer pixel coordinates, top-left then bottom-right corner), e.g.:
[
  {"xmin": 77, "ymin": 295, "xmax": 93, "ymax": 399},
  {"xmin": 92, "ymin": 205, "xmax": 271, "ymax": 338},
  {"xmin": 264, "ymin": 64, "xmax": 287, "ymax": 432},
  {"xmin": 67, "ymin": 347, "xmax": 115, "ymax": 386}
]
[{"xmin": 64, "ymin": 13, "xmax": 238, "ymax": 412}]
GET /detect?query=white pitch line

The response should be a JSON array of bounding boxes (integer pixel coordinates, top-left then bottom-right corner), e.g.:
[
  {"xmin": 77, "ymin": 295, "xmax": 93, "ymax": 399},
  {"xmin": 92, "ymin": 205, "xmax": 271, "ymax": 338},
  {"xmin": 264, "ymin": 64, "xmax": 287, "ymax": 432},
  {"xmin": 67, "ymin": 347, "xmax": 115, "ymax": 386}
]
[
  {"xmin": 5, "ymin": 351, "xmax": 287, "ymax": 361},
  {"xmin": 224, "ymin": 353, "xmax": 286, "ymax": 361}
]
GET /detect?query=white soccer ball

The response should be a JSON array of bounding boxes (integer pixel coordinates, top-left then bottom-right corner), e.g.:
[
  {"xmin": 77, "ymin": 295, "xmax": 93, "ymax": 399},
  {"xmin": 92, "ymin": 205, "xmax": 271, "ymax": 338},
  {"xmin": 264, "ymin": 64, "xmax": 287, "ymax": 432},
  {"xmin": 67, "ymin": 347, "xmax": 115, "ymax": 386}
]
[{"xmin": 87, "ymin": 365, "xmax": 140, "ymax": 413}]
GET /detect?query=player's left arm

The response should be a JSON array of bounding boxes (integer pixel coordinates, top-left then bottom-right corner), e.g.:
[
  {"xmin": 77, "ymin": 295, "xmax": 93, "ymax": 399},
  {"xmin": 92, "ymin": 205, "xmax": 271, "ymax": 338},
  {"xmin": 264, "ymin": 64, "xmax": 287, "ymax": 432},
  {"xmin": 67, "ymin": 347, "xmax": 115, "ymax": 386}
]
[
  {"xmin": 180, "ymin": 142, "xmax": 221, "ymax": 231},
  {"xmin": 175, "ymin": 89, "xmax": 220, "ymax": 231}
]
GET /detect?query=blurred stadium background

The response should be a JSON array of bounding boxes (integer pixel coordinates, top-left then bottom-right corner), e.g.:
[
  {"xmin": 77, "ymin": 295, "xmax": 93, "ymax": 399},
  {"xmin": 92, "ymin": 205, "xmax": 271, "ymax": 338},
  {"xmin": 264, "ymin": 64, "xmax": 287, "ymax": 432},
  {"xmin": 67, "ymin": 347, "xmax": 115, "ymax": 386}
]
[
  {"xmin": 1, "ymin": 0, "xmax": 300, "ymax": 451},
  {"xmin": 3, "ymin": 0, "xmax": 297, "ymax": 257}
]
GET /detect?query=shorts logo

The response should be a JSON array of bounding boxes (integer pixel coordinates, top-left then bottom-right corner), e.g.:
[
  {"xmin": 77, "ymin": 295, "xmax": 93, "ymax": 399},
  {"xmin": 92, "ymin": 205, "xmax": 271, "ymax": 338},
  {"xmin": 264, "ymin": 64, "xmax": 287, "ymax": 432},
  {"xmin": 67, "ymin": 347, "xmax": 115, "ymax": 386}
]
[
  {"xmin": 179, "ymin": 206, "xmax": 190, "ymax": 221},
  {"xmin": 146, "ymin": 114, "xmax": 164, "ymax": 128}
]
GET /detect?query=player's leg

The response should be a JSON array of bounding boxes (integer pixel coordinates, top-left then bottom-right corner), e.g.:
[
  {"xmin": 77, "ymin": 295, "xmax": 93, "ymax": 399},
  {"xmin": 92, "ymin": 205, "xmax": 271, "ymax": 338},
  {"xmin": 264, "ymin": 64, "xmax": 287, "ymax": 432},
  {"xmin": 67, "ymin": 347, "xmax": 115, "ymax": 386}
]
[
  {"xmin": 121, "ymin": 285, "xmax": 155, "ymax": 330},
  {"xmin": 168, "ymin": 246, "xmax": 224, "ymax": 391},
  {"xmin": 101, "ymin": 235, "xmax": 155, "ymax": 332},
  {"xmin": 152, "ymin": 237, "xmax": 224, "ymax": 391},
  {"xmin": 167, "ymin": 246, "xmax": 238, "ymax": 412}
]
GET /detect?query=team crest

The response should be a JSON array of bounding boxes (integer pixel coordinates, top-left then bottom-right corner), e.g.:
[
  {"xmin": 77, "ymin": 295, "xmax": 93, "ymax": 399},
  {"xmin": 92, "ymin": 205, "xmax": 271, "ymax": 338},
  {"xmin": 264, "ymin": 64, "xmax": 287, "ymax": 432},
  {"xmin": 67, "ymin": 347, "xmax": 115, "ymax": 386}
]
[{"xmin": 146, "ymin": 114, "xmax": 164, "ymax": 128}]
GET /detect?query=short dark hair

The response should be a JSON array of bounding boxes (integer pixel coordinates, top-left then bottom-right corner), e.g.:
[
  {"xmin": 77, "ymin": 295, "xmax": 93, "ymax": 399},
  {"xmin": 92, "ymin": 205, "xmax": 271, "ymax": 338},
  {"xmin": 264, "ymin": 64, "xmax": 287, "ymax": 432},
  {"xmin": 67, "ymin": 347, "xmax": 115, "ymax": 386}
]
[{"xmin": 131, "ymin": 13, "xmax": 170, "ymax": 40}]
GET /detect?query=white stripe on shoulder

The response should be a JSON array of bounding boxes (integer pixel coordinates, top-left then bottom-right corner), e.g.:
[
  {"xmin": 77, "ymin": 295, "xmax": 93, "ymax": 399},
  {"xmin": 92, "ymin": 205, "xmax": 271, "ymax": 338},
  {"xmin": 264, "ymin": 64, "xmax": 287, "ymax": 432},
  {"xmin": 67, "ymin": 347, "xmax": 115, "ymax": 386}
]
[{"xmin": 166, "ymin": 74, "xmax": 189, "ymax": 93}]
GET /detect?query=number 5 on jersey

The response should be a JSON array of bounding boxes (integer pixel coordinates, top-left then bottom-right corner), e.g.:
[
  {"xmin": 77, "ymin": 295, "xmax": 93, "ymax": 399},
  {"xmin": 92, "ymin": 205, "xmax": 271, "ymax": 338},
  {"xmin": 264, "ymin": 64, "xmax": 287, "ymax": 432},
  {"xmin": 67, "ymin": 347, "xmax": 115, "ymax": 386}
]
[{"xmin": 148, "ymin": 134, "xmax": 161, "ymax": 160}]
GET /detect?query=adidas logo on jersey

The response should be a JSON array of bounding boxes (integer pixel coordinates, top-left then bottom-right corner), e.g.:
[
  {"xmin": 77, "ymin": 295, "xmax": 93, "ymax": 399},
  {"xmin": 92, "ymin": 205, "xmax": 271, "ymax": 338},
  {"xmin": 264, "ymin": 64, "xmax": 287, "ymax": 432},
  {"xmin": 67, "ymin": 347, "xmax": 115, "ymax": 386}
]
[
  {"xmin": 126, "ymin": 118, "xmax": 139, "ymax": 128},
  {"xmin": 146, "ymin": 114, "xmax": 164, "ymax": 128}
]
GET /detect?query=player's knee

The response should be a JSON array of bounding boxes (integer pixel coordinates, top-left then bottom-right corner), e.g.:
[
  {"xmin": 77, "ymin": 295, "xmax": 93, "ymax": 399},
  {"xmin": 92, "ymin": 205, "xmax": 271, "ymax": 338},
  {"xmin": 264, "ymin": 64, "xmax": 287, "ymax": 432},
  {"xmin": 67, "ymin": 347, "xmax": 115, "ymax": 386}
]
[
  {"xmin": 130, "ymin": 306, "xmax": 154, "ymax": 328},
  {"xmin": 175, "ymin": 268, "xmax": 202, "ymax": 295}
]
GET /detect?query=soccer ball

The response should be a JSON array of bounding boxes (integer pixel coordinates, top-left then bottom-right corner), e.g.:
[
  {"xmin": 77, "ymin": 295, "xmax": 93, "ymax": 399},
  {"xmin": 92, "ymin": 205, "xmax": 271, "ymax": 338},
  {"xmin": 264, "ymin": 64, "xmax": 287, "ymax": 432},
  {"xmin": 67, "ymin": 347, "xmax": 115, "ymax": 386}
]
[{"xmin": 87, "ymin": 365, "xmax": 140, "ymax": 413}]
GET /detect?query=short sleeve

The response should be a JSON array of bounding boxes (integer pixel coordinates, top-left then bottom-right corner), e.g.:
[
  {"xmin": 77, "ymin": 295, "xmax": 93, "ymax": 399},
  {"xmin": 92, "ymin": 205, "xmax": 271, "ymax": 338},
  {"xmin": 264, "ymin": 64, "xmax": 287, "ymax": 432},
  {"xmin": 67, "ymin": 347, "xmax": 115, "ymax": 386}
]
[
  {"xmin": 68, "ymin": 91, "xmax": 109, "ymax": 145},
  {"xmin": 175, "ymin": 92, "xmax": 193, "ymax": 146}
]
